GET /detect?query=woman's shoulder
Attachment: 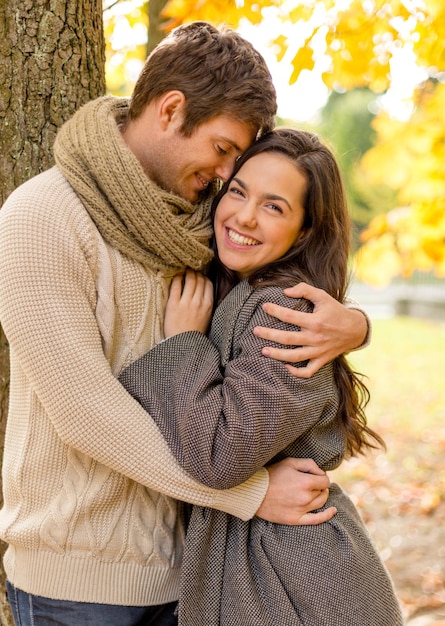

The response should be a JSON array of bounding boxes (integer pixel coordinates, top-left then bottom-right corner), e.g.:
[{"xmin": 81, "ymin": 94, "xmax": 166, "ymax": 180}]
[
  {"xmin": 247, "ymin": 282, "xmax": 314, "ymax": 314},
  {"xmin": 213, "ymin": 282, "xmax": 314, "ymax": 343}
]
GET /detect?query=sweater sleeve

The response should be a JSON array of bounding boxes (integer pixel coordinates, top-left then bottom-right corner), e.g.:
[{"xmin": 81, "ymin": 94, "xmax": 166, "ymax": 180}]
[
  {"xmin": 344, "ymin": 297, "xmax": 372, "ymax": 349},
  {"xmin": 0, "ymin": 175, "xmax": 268, "ymax": 521},
  {"xmin": 119, "ymin": 288, "xmax": 339, "ymax": 490}
]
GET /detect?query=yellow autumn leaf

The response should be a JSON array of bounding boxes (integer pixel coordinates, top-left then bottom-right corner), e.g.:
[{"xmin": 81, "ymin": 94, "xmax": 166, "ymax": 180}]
[
  {"xmin": 162, "ymin": 0, "xmax": 240, "ymax": 29},
  {"xmin": 360, "ymin": 213, "xmax": 390, "ymax": 242},
  {"xmin": 422, "ymin": 239, "xmax": 445, "ymax": 264},
  {"xmin": 272, "ymin": 34, "xmax": 287, "ymax": 63},
  {"xmin": 354, "ymin": 234, "xmax": 403, "ymax": 287},
  {"xmin": 288, "ymin": 4, "xmax": 314, "ymax": 24},
  {"xmin": 290, "ymin": 43, "xmax": 315, "ymax": 84}
]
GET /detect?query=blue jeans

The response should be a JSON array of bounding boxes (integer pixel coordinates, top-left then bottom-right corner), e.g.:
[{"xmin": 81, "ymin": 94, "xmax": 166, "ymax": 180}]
[{"xmin": 6, "ymin": 580, "xmax": 178, "ymax": 626}]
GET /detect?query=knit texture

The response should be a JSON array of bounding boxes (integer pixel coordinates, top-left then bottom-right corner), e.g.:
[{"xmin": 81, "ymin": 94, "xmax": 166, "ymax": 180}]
[
  {"xmin": 53, "ymin": 96, "xmax": 215, "ymax": 276},
  {"xmin": 120, "ymin": 282, "xmax": 404, "ymax": 625},
  {"xmin": 0, "ymin": 167, "xmax": 268, "ymax": 606}
]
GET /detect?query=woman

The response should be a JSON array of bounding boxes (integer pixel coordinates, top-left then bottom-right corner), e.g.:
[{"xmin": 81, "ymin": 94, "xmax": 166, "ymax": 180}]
[{"xmin": 120, "ymin": 129, "xmax": 403, "ymax": 625}]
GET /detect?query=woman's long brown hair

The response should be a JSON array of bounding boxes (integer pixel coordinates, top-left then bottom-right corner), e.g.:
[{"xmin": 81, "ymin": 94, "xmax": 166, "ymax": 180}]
[{"xmin": 209, "ymin": 128, "xmax": 384, "ymax": 458}]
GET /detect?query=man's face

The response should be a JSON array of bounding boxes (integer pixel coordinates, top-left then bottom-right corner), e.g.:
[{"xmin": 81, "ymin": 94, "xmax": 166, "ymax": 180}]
[{"xmin": 125, "ymin": 106, "xmax": 256, "ymax": 203}]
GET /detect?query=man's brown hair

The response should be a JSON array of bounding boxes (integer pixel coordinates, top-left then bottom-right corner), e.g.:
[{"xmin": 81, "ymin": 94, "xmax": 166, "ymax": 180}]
[{"xmin": 129, "ymin": 21, "xmax": 277, "ymax": 137}]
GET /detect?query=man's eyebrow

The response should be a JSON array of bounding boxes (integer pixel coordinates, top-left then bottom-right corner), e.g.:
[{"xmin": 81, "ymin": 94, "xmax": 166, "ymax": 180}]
[{"xmin": 219, "ymin": 136, "xmax": 244, "ymax": 153}]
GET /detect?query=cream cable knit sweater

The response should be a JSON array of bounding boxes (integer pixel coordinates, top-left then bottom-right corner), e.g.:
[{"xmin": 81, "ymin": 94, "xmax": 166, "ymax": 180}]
[{"xmin": 0, "ymin": 167, "xmax": 268, "ymax": 605}]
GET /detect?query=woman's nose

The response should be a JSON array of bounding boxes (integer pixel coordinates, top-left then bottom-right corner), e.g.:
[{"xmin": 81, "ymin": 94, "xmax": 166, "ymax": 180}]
[{"xmin": 237, "ymin": 203, "xmax": 257, "ymax": 228}]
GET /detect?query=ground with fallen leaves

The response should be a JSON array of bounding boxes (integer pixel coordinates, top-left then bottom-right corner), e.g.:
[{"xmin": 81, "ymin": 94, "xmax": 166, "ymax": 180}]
[{"xmin": 332, "ymin": 315, "xmax": 445, "ymax": 625}]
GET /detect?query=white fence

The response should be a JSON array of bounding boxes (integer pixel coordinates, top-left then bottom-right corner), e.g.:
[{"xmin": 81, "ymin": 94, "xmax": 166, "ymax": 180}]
[{"xmin": 349, "ymin": 276, "xmax": 445, "ymax": 321}]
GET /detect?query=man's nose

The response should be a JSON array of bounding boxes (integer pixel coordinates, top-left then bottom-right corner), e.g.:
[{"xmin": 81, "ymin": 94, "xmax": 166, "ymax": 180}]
[{"xmin": 214, "ymin": 158, "xmax": 236, "ymax": 182}]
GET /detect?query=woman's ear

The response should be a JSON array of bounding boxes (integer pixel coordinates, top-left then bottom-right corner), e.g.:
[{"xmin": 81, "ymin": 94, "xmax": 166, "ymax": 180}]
[{"xmin": 157, "ymin": 90, "xmax": 186, "ymax": 130}]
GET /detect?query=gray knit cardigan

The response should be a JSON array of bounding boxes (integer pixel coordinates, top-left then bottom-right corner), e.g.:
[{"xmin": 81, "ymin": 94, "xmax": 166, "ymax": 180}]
[{"xmin": 120, "ymin": 281, "xmax": 404, "ymax": 626}]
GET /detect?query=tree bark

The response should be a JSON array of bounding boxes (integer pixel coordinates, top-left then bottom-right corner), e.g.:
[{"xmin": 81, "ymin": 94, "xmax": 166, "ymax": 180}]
[
  {"xmin": 0, "ymin": 1, "xmax": 105, "ymax": 621},
  {"xmin": 148, "ymin": 0, "xmax": 169, "ymax": 54}
]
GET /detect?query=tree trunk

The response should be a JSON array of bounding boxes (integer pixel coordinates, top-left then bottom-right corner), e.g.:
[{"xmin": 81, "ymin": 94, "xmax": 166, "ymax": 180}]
[
  {"xmin": 148, "ymin": 0, "xmax": 169, "ymax": 54},
  {"xmin": 0, "ymin": 1, "xmax": 105, "ymax": 621}
]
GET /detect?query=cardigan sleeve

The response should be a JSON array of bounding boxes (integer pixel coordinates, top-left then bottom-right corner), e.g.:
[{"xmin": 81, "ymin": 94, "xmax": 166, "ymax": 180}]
[
  {"xmin": 119, "ymin": 287, "xmax": 340, "ymax": 490},
  {"xmin": 344, "ymin": 297, "xmax": 372, "ymax": 350},
  {"xmin": 0, "ymin": 173, "xmax": 268, "ymax": 520}
]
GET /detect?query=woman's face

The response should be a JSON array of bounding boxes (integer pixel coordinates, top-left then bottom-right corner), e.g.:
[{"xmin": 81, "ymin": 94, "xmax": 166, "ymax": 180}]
[{"xmin": 214, "ymin": 151, "xmax": 307, "ymax": 279}]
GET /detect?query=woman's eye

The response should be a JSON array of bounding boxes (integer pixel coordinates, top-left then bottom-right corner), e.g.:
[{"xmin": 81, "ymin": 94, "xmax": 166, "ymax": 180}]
[
  {"xmin": 217, "ymin": 145, "xmax": 228, "ymax": 155},
  {"xmin": 267, "ymin": 203, "xmax": 283, "ymax": 214},
  {"xmin": 229, "ymin": 185, "xmax": 243, "ymax": 196}
]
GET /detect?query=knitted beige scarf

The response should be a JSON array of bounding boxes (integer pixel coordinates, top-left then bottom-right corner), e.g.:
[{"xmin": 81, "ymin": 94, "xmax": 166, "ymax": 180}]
[{"xmin": 53, "ymin": 96, "xmax": 215, "ymax": 275}]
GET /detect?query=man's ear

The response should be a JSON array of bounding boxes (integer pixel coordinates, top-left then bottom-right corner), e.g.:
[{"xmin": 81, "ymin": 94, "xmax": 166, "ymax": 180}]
[{"xmin": 157, "ymin": 90, "xmax": 186, "ymax": 130}]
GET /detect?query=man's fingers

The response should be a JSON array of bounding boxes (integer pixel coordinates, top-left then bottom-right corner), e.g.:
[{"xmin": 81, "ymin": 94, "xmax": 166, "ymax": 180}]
[
  {"xmin": 260, "ymin": 302, "xmax": 313, "ymax": 329},
  {"xmin": 259, "ymin": 345, "xmax": 302, "ymax": 362},
  {"xmin": 285, "ymin": 457, "xmax": 329, "ymax": 478},
  {"xmin": 254, "ymin": 336, "xmax": 331, "ymax": 373},
  {"xmin": 283, "ymin": 282, "xmax": 324, "ymax": 304},
  {"xmin": 295, "ymin": 506, "xmax": 337, "ymax": 526},
  {"xmin": 255, "ymin": 459, "xmax": 333, "ymax": 525},
  {"xmin": 254, "ymin": 324, "xmax": 301, "ymax": 347},
  {"xmin": 285, "ymin": 360, "xmax": 326, "ymax": 379}
]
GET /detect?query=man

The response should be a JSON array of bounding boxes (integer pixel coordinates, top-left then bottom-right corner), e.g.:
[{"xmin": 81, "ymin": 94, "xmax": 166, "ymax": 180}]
[{"xmin": 0, "ymin": 22, "xmax": 368, "ymax": 625}]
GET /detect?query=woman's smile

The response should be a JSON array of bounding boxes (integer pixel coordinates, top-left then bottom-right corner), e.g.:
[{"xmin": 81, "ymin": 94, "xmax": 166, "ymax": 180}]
[
  {"xmin": 226, "ymin": 227, "xmax": 261, "ymax": 247},
  {"xmin": 214, "ymin": 152, "xmax": 308, "ymax": 279}
]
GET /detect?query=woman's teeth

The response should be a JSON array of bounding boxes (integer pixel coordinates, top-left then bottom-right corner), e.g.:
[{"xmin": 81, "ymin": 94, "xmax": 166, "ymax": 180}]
[{"xmin": 228, "ymin": 229, "xmax": 260, "ymax": 246}]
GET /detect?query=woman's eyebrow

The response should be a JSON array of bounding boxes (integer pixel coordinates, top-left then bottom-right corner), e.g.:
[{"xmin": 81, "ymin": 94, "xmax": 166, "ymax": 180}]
[
  {"xmin": 231, "ymin": 176, "xmax": 247, "ymax": 189},
  {"xmin": 231, "ymin": 176, "xmax": 292, "ymax": 210}
]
